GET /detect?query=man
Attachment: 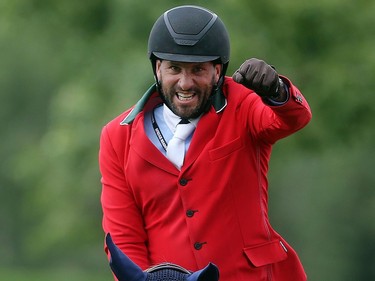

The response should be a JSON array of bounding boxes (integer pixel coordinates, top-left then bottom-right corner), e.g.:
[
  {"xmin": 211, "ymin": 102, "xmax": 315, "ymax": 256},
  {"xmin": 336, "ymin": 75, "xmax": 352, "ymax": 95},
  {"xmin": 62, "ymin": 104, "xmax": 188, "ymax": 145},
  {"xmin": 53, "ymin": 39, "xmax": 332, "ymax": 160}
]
[{"xmin": 100, "ymin": 5, "xmax": 311, "ymax": 281}]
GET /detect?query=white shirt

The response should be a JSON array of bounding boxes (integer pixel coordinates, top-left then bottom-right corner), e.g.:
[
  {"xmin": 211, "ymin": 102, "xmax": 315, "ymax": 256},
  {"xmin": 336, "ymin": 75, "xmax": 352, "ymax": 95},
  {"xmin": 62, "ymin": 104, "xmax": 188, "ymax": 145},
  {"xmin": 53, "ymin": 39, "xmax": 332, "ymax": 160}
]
[{"xmin": 144, "ymin": 104, "xmax": 201, "ymax": 155}]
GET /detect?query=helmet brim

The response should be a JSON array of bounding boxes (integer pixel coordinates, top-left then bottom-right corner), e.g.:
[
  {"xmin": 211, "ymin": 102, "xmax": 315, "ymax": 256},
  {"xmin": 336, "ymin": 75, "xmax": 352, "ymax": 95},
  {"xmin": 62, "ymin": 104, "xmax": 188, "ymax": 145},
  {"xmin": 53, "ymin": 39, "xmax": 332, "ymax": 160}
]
[{"xmin": 153, "ymin": 52, "xmax": 220, "ymax": 63}]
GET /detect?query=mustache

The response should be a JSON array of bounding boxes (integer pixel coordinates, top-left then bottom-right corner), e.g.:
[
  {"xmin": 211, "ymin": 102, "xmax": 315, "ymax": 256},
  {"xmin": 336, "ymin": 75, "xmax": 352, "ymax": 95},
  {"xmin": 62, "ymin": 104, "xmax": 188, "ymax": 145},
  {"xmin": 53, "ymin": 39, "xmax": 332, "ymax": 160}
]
[
  {"xmin": 175, "ymin": 88, "xmax": 199, "ymax": 95},
  {"xmin": 157, "ymin": 80, "xmax": 202, "ymax": 94}
]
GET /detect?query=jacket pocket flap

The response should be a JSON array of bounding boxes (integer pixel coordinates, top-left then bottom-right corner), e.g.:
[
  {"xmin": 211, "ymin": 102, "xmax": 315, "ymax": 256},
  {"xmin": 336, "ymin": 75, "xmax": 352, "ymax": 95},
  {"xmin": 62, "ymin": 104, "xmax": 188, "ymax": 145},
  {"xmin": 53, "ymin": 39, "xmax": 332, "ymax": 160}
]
[
  {"xmin": 244, "ymin": 240, "xmax": 288, "ymax": 267},
  {"xmin": 208, "ymin": 136, "xmax": 244, "ymax": 161}
]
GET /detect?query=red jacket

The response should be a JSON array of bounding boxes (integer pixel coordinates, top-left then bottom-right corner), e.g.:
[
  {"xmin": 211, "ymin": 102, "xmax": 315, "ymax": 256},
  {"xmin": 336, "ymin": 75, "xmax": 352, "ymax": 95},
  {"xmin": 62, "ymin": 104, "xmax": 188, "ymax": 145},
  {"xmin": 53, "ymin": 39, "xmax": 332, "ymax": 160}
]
[{"xmin": 100, "ymin": 77, "xmax": 312, "ymax": 281}]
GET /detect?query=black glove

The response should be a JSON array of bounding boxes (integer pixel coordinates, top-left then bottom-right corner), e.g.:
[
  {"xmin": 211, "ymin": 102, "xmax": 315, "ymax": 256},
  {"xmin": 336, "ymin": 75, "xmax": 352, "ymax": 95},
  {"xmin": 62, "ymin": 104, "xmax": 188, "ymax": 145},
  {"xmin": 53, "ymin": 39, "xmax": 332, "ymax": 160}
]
[{"xmin": 232, "ymin": 58, "xmax": 280, "ymax": 98}]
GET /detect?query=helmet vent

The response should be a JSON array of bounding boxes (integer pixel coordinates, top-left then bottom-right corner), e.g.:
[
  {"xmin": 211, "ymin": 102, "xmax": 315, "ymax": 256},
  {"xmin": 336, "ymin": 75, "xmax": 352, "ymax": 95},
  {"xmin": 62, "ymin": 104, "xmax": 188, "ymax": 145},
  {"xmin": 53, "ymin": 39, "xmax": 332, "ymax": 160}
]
[{"xmin": 164, "ymin": 6, "xmax": 217, "ymax": 46}]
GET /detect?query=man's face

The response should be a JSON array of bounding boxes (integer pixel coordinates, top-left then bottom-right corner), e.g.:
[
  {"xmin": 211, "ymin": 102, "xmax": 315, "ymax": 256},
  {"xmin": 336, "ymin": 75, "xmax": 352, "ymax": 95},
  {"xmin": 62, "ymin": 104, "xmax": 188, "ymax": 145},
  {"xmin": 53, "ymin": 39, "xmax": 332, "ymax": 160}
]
[{"xmin": 156, "ymin": 60, "xmax": 221, "ymax": 119}]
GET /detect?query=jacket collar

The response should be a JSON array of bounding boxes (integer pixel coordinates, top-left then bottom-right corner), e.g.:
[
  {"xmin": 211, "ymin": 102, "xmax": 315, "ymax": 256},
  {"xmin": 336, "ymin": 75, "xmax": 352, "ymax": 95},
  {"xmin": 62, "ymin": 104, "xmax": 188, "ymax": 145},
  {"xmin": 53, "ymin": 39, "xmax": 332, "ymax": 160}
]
[{"xmin": 120, "ymin": 83, "xmax": 227, "ymax": 125}]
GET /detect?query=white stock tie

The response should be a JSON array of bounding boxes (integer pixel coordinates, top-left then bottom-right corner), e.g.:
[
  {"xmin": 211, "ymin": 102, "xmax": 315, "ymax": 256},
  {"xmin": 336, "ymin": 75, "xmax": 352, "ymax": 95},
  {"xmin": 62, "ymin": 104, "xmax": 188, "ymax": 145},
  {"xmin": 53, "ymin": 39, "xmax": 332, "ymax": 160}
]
[{"xmin": 166, "ymin": 119, "xmax": 195, "ymax": 169}]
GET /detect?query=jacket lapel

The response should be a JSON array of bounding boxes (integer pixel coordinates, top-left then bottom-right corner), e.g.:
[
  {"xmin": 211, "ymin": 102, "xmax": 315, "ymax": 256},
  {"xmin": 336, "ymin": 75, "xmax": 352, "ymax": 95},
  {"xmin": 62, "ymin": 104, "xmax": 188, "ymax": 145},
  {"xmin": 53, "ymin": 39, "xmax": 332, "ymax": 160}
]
[
  {"xmin": 183, "ymin": 107, "xmax": 221, "ymax": 169},
  {"xmin": 130, "ymin": 114, "xmax": 179, "ymax": 175},
  {"xmin": 183, "ymin": 87, "xmax": 226, "ymax": 169}
]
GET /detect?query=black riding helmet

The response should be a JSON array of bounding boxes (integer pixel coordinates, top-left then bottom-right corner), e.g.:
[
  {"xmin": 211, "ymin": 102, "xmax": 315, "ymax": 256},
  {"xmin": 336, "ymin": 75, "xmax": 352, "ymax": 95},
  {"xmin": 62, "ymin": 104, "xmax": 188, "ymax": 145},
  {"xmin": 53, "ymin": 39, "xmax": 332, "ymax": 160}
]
[{"xmin": 148, "ymin": 5, "xmax": 230, "ymax": 85}]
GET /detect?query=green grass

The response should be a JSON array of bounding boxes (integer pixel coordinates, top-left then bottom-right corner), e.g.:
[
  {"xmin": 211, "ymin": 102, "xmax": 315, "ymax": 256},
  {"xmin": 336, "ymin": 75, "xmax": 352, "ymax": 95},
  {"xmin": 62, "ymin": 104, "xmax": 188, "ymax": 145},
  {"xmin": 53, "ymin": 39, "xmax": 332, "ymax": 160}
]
[{"xmin": 0, "ymin": 266, "xmax": 112, "ymax": 281}]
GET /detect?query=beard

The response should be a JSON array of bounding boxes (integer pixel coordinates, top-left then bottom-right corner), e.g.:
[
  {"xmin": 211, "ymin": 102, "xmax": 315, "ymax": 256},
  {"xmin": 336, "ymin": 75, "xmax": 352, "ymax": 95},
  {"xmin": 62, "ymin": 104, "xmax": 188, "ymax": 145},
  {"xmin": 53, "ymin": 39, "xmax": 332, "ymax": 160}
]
[{"xmin": 158, "ymin": 76, "xmax": 217, "ymax": 119}]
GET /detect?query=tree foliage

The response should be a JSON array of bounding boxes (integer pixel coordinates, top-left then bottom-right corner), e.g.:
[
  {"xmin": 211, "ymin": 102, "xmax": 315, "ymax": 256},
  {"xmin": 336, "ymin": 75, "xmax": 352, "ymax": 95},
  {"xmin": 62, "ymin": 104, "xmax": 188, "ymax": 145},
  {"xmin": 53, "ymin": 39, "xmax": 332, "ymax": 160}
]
[{"xmin": 1, "ymin": 0, "xmax": 374, "ymax": 280}]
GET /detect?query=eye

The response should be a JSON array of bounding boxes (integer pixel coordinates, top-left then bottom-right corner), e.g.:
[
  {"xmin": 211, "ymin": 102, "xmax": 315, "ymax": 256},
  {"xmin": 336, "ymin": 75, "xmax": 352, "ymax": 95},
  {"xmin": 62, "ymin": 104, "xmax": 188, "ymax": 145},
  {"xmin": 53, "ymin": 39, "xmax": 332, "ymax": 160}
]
[
  {"xmin": 193, "ymin": 64, "xmax": 210, "ymax": 74},
  {"xmin": 169, "ymin": 65, "xmax": 181, "ymax": 72}
]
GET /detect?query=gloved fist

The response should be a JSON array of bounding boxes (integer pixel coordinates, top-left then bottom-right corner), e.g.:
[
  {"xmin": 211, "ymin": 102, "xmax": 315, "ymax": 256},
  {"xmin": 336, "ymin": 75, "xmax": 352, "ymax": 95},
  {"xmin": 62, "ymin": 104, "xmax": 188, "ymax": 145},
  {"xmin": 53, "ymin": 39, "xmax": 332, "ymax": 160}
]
[{"xmin": 232, "ymin": 58, "xmax": 280, "ymax": 98}]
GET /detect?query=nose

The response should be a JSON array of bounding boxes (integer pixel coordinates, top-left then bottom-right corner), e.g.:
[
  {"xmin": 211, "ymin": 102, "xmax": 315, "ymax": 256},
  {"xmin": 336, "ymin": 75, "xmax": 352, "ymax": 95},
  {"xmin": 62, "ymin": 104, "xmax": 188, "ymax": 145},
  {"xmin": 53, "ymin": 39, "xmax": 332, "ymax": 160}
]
[{"xmin": 178, "ymin": 72, "xmax": 194, "ymax": 91}]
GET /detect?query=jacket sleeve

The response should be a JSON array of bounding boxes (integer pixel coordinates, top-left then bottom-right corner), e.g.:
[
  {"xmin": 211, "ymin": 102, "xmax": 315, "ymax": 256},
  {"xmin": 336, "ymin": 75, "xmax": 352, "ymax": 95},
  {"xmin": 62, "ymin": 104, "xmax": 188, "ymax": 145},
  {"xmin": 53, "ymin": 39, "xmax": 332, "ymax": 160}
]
[
  {"xmin": 244, "ymin": 76, "xmax": 312, "ymax": 144},
  {"xmin": 99, "ymin": 124, "xmax": 150, "ymax": 270}
]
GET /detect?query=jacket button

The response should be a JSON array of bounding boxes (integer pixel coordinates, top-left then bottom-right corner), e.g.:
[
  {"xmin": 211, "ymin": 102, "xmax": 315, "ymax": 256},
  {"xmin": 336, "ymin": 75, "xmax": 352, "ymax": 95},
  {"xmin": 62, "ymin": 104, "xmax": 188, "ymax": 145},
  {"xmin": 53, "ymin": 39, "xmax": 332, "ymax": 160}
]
[
  {"xmin": 179, "ymin": 178, "xmax": 188, "ymax": 186},
  {"xmin": 194, "ymin": 242, "xmax": 206, "ymax": 250},
  {"xmin": 194, "ymin": 242, "xmax": 203, "ymax": 250},
  {"xmin": 186, "ymin": 209, "xmax": 197, "ymax": 217}
]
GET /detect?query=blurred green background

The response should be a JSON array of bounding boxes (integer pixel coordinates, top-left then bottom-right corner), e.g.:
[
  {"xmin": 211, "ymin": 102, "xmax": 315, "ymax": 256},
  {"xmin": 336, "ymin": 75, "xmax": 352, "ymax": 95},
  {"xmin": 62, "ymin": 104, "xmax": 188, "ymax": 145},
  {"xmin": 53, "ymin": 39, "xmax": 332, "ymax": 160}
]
[{"xmin": 1, "ymin": 0, "xmax": 374, "ymax": 280}]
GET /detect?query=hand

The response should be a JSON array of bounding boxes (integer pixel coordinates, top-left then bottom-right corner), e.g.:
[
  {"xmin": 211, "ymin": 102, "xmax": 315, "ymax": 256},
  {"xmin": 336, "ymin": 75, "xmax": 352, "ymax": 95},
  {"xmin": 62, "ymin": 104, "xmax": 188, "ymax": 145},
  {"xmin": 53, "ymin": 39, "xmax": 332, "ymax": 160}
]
[{"xmin": 232, "ymin": 58, "xmax": 280, "ymax": 98}]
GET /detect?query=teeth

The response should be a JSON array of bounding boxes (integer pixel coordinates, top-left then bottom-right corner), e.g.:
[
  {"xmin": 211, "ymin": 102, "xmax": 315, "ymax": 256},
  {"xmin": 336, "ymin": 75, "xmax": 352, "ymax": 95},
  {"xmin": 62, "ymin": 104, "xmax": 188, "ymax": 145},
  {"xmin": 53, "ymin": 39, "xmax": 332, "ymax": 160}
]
[{"xmin": 177, "ymin": 93, "xmax": 194, "ymax": 101}]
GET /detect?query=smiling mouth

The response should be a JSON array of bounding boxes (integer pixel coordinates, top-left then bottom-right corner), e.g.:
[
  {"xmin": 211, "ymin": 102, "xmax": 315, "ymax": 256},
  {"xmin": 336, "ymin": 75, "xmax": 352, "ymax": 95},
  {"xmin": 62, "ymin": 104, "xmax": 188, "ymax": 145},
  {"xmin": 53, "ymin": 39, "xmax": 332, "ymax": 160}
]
[{"xmin": 176, "ymin": 92, "xmax": 195, "ymax": 101}]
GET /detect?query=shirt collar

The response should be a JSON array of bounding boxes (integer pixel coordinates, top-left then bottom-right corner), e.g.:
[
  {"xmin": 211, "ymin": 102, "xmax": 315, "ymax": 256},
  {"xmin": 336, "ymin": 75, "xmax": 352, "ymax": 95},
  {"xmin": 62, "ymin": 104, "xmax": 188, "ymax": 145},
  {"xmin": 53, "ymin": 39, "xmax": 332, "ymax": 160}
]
[
  {"xmin": 163, "ymin": 104, "xmax": 200, "ymax": 133},
  {"xmin": 120, "ymin": 83, "xmax": 227, "ymax": 125}
]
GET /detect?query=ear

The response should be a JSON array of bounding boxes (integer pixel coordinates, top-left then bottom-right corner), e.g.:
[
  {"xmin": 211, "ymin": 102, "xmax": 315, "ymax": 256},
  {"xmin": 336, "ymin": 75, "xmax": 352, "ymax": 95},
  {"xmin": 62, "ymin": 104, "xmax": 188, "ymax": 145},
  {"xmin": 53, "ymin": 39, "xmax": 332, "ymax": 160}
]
[
  {"xmin": 155, "ymin": 60, "xmax": 162, "ymax": 81},
  {"xmin": 106, "ymin": 233, "xmax": 147, "ymax": 281},
  {"xmin": 214, "ymin": 64, "xmax": 222, "ymax": 84},
  {"xmin": 186, "ymin": 263, "xmax": 219, "ymax": 281}
]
